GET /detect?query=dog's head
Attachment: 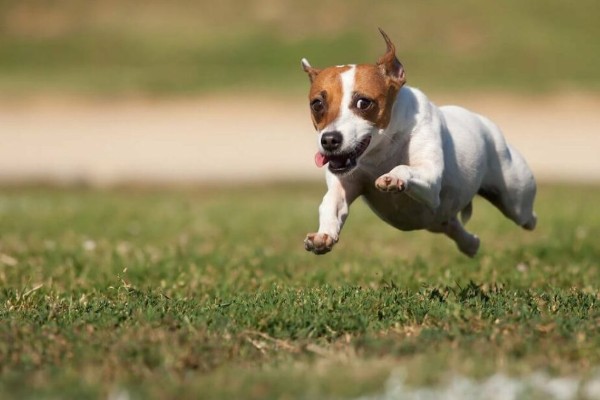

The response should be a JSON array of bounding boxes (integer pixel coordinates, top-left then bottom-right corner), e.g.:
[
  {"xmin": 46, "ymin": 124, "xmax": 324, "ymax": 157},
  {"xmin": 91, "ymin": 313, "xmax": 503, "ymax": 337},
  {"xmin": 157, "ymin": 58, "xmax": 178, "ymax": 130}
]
[{"xmin": 302, "ymin": 29, "xmax": 406, "ymax": 175}]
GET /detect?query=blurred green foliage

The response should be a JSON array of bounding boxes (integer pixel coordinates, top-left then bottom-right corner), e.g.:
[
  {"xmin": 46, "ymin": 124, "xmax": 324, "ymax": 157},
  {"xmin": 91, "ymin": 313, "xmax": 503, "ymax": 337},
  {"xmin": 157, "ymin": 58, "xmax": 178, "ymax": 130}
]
[{"xmin": 0, "ymin": 0, "xmax": 599, "ymax": 95}]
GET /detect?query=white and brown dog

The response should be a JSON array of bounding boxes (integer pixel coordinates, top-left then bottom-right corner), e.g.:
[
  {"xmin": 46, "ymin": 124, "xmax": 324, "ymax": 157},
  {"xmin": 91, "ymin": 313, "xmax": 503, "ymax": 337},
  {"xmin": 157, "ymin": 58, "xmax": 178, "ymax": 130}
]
[{"xmin": 302, "ymin": 29, "xmax": 537, "ymax": 257}]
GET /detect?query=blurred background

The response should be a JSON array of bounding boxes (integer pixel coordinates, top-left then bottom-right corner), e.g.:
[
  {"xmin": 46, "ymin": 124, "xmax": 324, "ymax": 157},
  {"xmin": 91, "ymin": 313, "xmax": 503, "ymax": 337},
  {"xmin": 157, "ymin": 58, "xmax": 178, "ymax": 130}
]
[{"xmin": 1, "ymin": 0, "xmax": 599, "ymax": 186}]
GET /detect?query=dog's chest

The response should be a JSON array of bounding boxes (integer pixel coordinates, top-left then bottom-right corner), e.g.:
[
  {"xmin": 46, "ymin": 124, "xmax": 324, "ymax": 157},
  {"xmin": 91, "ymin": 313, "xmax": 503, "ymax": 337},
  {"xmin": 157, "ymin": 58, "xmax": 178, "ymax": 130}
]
[
  {"xmin": 348, "ymin": 134, "xmax": 436, "ymax": 230},
  {"xmin": 357, "ymin": 131, "xmax": 411, "ymax": 172},
  {"xmin": 361, "ymin": 187, "xmax": 435, "ymax": 231}
]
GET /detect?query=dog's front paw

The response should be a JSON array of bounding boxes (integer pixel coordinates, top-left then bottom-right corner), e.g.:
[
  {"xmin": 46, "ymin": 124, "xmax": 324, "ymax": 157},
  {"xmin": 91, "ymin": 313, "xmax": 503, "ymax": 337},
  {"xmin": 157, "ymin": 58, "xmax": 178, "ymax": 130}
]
[
  {"xmin": 375, "ymin": 174, "xmax": 406, "ymax": 192},
  {"xmin": 304, "ymin": 233, "xmax": 336, "ymax": 255}
]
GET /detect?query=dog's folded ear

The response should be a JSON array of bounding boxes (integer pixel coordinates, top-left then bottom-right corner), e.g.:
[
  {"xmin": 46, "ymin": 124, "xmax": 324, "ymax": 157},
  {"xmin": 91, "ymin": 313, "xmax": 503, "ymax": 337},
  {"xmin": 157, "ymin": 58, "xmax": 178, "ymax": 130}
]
[
  {"xmin": 301, "ymin": 58, "xmax": 321, "ymax": 83},
  {"xmin": 376, "ymin": 28, "xmax": 406, "ymax": 89}
]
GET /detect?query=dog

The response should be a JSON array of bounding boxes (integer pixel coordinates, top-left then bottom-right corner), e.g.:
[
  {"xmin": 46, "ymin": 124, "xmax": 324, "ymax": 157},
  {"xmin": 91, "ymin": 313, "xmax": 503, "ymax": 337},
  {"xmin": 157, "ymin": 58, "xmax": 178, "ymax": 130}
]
[{"xmin": 302, "ymin": 29, "xmax": 537, "ymax": 257}]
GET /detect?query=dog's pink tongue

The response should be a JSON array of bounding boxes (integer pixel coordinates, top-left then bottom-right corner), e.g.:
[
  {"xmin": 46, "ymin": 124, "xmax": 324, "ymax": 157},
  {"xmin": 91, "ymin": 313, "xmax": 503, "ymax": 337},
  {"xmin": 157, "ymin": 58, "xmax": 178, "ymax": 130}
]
[{"xmin": 314, "ymin": 152, "xmax": 329, "ymax": 168}]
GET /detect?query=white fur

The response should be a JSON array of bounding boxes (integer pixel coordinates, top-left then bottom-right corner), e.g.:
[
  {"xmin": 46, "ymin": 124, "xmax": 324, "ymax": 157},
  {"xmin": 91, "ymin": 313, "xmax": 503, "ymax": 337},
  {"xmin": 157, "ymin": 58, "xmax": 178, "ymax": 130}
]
[
  {"xmin": 316, "ymin": 66, "xmax": 375, "ymax": 155},
  {"xmin": 305, "ymin": 83, "xmax": 537, "ymax": 257}
]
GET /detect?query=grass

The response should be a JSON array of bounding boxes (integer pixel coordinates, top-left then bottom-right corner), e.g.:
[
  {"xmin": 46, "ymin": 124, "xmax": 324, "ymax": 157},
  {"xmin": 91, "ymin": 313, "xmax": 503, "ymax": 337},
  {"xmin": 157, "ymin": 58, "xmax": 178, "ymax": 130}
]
[
  {"xmin": 0, "ymin": 183, "xmax": 598, "ymax": 399},
  {"xmin": 1, "ymin": 0, "xmax": 600, "ymax": 96}
]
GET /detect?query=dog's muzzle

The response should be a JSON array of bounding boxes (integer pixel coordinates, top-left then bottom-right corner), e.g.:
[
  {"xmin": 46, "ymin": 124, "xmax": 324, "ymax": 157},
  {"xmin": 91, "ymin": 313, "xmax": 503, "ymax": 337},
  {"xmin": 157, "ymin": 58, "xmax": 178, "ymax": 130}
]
[{"xmin": 314, "ymin": 135, "xmax": 371, "ymax": 174}]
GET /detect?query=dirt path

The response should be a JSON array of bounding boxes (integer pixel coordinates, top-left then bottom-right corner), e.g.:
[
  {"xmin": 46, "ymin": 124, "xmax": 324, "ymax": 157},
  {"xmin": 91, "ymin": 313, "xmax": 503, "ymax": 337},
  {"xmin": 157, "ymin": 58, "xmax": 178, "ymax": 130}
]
[{"xmin": 1, "ymin": 92, "xmax": 599, "ymax": 186}]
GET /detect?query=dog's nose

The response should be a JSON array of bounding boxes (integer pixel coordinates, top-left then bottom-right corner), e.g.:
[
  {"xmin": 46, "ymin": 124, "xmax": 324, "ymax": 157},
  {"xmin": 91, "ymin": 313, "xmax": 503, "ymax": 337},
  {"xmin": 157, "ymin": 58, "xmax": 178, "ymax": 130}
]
[{"xmin": 320, "ymin": 131, "xmax": 343, "ymax": 152}]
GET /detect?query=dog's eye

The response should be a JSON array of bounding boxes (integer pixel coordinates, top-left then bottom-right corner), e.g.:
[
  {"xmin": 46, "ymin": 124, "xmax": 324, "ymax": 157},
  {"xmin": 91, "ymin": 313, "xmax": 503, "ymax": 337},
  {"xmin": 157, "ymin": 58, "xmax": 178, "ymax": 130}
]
[
  {"xmin": 356, "ymin": 98, "xmax": 373, "ymax": 110},
  {"xmin": 310, "ymin": 99, "xmax": 324, "ymax": 113}
]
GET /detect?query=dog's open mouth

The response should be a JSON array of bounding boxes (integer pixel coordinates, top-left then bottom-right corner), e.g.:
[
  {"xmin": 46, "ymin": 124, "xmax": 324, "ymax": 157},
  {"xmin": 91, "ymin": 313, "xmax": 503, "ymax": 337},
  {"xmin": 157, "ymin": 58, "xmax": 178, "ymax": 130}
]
[{"xmin": 315, "ymin": 135, "xmax": 371, "ymax": 174}]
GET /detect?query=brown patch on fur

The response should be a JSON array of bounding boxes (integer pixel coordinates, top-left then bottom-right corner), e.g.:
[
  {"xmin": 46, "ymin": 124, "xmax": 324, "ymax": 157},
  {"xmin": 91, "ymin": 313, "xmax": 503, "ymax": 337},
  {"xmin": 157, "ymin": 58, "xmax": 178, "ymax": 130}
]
[
  {"xmin": 377, "ymin": 28, "xmax": 406, "ymax": 90},
  {"xmin": 353, "ymin": 64, "xmax": 400, "ymax": 129},
  {"xmin": 304, "ymin": 29, "xmax": 406, "ymax": 131},
  {"xmin": 307, "ymin": 65, "xmax": 351, "ymax": 131},
  {"xmin": 302, "ymin": 61, "xmax": 321, "ymax": 83}
]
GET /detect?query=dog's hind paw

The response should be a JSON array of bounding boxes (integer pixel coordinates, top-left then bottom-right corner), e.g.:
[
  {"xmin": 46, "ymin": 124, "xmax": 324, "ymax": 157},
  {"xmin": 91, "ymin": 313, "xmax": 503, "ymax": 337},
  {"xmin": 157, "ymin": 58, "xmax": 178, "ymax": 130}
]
[
  {"xmin": 521, "ymin": 213, "xmax": 537, "ymax": 231},
  {"xmin": 304, "ymin": 232, "xmax": 336, "ymax": 255},
  {"xmin": 375, "ymin": 174, "xmax": 406, "ymax": 192},
  {"xmin": 459, "ymin": 235, "xmax": 480, "ymax": 258}
]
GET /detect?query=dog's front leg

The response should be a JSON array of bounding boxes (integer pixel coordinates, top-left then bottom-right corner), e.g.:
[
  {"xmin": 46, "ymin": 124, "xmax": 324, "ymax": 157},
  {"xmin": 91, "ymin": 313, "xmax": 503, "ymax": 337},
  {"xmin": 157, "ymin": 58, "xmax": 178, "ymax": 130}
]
[
  {"xmin": 304, "ymin": 174, "xmax": 361, "ymax": 255},
  {"xmin": 375, "ymin": 164, "xmax": 442, "ymax": 210}
]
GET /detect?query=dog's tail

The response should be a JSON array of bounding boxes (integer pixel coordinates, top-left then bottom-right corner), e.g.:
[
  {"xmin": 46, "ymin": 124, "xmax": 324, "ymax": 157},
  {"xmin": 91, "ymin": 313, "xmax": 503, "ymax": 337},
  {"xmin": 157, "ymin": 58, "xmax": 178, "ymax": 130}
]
[{"xmin": 460, "ymin": 201, "xmax": 473, "ymax": 225}]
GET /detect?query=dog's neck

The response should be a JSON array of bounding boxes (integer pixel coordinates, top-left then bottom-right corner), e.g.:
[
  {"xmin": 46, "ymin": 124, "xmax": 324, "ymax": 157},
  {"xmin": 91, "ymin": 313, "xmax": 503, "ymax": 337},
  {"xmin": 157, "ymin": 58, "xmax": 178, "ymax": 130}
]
[{"xmin": 381, "ymin": 86, "xmax": 423, "ymax": 138}]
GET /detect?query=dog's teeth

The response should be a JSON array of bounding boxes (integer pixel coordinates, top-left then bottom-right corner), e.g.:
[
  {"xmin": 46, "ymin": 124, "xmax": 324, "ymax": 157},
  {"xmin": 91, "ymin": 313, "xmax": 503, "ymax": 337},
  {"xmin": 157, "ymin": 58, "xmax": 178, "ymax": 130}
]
[{"xmin": 345, "ymin": 158, "xmax": 352, "ymax": 166}]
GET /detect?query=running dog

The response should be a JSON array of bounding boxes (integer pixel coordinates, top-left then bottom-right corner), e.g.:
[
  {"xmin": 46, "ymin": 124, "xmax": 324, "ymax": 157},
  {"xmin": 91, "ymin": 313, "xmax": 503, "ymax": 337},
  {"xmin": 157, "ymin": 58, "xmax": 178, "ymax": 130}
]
[{"xmin": 302, "ymin": 29, "xmax": 537, "ymax": 257}]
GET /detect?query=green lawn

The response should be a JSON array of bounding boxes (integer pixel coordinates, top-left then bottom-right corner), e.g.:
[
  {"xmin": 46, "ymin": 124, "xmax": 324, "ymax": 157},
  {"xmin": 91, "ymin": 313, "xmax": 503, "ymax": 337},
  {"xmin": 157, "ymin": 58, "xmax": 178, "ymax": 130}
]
[
  {"xmin": 0, "ymin": 184, "xmax": 598, "ymax": 399},
  {"xmin": 1, "ymin": 0, "xmax": 599, "ymax": 96}
]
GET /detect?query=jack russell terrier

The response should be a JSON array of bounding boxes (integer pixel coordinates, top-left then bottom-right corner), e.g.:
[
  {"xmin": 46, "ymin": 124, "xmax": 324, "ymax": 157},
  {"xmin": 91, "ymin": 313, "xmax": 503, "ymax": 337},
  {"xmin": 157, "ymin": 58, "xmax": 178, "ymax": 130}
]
[{"xmin": 302, "ymin": 29, "xmax": 537, "ymax": 257}]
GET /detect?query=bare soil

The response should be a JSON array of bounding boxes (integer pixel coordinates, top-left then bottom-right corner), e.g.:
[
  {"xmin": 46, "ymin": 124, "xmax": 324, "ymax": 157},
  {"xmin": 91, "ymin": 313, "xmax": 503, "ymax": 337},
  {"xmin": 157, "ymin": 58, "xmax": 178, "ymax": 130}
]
[{"xmin": 1, "ymin": 92, "xmax": 599, "ymax": 186}]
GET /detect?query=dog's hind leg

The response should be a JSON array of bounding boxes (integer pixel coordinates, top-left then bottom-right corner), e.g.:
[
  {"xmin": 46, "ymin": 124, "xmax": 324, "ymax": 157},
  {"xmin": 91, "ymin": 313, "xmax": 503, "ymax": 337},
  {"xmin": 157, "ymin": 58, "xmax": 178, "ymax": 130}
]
[
  {"xmin": 475, "ymin": 116, "xmax": 537, "ymax": 231},
  {"xmin": 429, "ymin": 217, "xmax": 480, "ymax": 257},
  {"xmin": 479, "ymin": 145, "xmax": 537, "ymax": 231},
  {"xmin": 478, "ymin": 184, "xmax": 537, "ymax": 231}
]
